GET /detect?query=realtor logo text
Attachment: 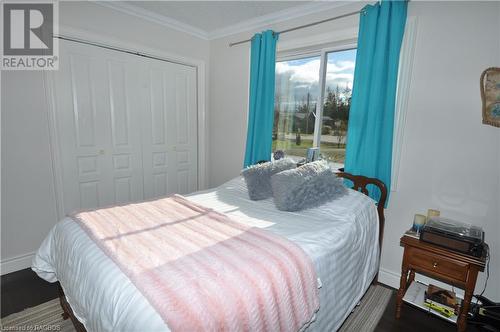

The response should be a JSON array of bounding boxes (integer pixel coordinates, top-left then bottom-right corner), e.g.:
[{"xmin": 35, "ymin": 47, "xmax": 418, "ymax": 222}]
[{"xmin": 1, "ymin": 2, "xmax": 59, "ymax": 70}]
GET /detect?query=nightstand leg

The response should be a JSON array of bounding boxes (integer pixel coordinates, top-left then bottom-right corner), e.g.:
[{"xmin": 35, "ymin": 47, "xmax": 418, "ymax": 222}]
[
  {"xmin": 458, "ymin": 269, "xmax": 478, "ymax": 332},
  {"xmin": 408, "ymin": 270, "xmax": 415, "ymax": 287},
  {"xmin": 396, "ymin": 266, "xmax": 409, "ymax": 319},
  {"xmin": 458, "ymin": 289, "xmax": 472, "ymax": 332}
]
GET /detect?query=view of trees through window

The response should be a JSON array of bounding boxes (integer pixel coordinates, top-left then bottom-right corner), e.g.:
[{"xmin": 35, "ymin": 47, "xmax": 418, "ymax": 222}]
[{"xmin": 273, "ymin": 49, "xmax": 356, "ymax": 164}]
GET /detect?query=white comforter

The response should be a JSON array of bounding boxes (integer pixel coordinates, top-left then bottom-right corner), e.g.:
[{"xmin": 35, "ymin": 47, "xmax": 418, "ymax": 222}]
[{"xmin": 33, "ymin": 177, "xmax": 379, "ymax": 332}]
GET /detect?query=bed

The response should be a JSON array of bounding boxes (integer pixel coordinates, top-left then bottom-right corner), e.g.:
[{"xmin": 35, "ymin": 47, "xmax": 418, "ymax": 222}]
[{"xmin": 32, "ymin": 172, "xmax": 387, "ymax": 332}]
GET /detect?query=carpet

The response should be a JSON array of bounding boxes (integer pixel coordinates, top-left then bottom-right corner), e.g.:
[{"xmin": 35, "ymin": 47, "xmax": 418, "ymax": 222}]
[
  {"xmin": 339, "ymin": 284, "xmax": 394, "ymax": 332},
  {"xmin": 0, "ymin": 285, "xmax": 392, "ymax": 331},
  {"xmin": 0, "ymin": 298, "xmax": 75, "ymax": 332}
]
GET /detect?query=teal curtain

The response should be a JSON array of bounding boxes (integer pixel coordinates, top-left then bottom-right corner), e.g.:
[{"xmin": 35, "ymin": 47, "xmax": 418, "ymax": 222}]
[
  {"xmin": 344, "ymin": 0, "xmax": 407, "ymax": 206},
  {"xmin": 243, "ymin": 30, "xmax": 279, "ymax": 167}
]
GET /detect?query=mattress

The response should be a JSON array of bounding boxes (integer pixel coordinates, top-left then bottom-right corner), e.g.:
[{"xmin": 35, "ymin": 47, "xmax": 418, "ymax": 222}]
[{"xmin": 32, "ymin": 176, "xmax": 380, "ymax": 332}]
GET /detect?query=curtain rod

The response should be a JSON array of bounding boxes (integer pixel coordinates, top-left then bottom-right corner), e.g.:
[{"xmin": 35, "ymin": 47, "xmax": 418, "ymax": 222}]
[
  {"xmin": 228, "ymin": 9, "xmax": 363, "ymax": 47},
  {"xmin": 55, "ymin": 35, "xmax": 197, "ymax": 68}
]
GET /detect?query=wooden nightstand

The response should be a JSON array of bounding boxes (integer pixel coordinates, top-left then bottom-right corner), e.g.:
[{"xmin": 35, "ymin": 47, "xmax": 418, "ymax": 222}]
[{"xmin": 396, "ymin": 235, "xmax": 487, "ymax": 332}]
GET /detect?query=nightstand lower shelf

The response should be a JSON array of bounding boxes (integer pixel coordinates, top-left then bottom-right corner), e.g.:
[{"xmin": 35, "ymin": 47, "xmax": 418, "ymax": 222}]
[{"xmin": 403, "ymin": 281, "xmax": 459, "ymax": 324}]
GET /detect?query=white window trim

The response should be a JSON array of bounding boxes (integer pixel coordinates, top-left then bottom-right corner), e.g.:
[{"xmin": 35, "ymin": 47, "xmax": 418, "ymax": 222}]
[
  {"xmin": 313, "ymin": 50, "xmax": 327, "ymax": 148},
  {"xmin": 313, "ymin": 44, "xmax": 357, "ymax": 147},
  {"xmin": 275, "ymin": 17, "xmax": 417, "ymax": 192},
  {"xmin": 391, "ymin": 16, "xmax": 418, "ymax": 191}
]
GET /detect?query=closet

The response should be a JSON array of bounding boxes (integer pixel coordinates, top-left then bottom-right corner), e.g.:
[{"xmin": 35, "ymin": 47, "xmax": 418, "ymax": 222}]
[{"xmin": 51, "ymin": 39, "xmax": 198, "ymax": 214}]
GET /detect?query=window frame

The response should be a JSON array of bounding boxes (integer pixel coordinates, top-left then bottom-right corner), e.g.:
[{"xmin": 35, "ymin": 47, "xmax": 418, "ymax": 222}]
[{"xmin": 275, "ymin": 42, "xmax": 357, "ymax": 157}]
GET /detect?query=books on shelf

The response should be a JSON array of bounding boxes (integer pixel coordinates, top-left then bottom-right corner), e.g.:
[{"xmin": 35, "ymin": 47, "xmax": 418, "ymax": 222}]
[
  {"xmin": 403, "ymin": 281, "xmax": 462, "ymax": 324},
  {"xmin": 425, "ymin": 284, "xmax": 459, "ymax": 315},
  {"xmin": 424, "ymin": 284, "xmax": 459, "ymax": 318}
]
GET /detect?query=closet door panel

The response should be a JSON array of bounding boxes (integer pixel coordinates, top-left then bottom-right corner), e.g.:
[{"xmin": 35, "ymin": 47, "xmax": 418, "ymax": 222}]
[
  {"xmin": 171, "ymin": 68, "xmax": 198, "ymax": 194},
  {"xmin": 141, "ymin": 62, "xmax": 198, "ymax": 198},
  {"xmin": 54, "ymin": 47, "xmax": 113, "ymax": 212},
  {"xmin": 54, "ymin": 41, "xmax": 143, "ymax": 213},
  {"xmin": 141, "ymin": 66, "xmax": 172, "ymax": 198},
  {"xmin": 105, "ymin": 59, "xmax": 144, "ymax": 204}
]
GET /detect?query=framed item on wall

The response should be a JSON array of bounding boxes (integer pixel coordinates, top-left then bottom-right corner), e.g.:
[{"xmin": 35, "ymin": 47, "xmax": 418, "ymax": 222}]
[{"xmin": 480, "ymin": 67, "xmax": 500, "ymax": 128}]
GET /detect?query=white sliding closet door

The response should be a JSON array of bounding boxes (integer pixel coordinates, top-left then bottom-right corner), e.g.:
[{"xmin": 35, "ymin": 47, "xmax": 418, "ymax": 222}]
[
  {"xmin": 140, "ymin": 59, "xmax": 198, "ymax": 199},
  {"xmin": 52, "ymin": 40, "xmax": 198, "ymax": 214}
]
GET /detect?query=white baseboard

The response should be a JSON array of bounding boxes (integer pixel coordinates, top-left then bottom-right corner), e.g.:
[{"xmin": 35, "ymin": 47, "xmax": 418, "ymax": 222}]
[
  {"xmin": 378, "ymin": 267, "xmax": 401, "ymax": 289},
  {"xmin": 1, "ymin": 252, "xmax": 35, "ymax": 275}
]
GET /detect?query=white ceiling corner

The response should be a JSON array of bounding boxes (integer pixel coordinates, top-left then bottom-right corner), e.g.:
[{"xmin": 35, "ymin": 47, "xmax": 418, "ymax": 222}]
[{"xmin": 94, "ymin": 1, "xmax": 352, "ymax": 41}]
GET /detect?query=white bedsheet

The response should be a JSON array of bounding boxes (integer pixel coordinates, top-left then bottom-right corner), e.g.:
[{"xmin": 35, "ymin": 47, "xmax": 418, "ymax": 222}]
[{"xmin": 33, "ymin": 176, "xmax": 379, "ymax": 332}]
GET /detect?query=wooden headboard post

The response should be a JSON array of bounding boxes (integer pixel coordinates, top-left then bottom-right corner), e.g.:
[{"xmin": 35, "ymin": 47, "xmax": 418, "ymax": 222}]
[{"xmin": 336, "ymin": 172, "xmax": 388, "ymax": 261}]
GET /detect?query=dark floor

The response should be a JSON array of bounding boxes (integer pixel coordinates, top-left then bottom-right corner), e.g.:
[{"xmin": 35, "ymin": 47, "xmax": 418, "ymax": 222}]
[
  {"xmin": 0, "ymin": 269, "xmax": 481, "ymax": 331},
  {"xmin": 1, "ymin": 268, "xmax": 58, "ymax": 318}
]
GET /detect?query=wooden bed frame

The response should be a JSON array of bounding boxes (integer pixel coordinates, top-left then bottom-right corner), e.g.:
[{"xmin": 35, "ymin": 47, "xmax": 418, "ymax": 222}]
[
  {"xmin": 58, "ymin": 172, "xmax": 388, "ymax": 332},
  {"xmin": 336, "ymin": 172, "xmax": 388, "ymax": 251}
]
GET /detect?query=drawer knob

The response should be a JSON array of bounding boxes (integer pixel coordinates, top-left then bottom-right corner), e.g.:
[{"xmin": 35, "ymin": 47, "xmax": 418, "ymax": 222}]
[{"xmin": 433, "ymin": 262, "xmax": 438, "ymax": 268}]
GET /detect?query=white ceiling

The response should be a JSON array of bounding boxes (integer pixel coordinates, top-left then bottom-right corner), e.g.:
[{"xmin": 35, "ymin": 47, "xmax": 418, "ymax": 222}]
[
  {"xmin": 128, "ymin": 1, "xmax": 311, "ymax": 33},
  {"xmin": 98, "ymin": 1, "xmax": 348, "ymax": 40}
]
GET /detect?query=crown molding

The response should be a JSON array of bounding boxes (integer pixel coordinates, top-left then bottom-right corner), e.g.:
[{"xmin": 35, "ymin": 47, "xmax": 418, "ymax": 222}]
[
  {"xmin": 208, "ymin": 1, "xmax": 352, "ymax": 40},
  {"xmin": 93, "ymin": 1, "xmax": 210, "ymax": 40},
  {"xmin": 93, "ymin": 1, "xmax": 354, "ymax": 42}
]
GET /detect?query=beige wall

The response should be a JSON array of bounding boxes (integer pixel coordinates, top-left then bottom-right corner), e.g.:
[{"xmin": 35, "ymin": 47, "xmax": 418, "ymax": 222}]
[{"xmin": 208, "ymin": 1, "xmax": 500, "ymax": 299}]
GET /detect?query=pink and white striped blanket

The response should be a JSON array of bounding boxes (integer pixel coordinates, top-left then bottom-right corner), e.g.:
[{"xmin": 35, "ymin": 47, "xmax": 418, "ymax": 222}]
[{"xmin": 71, "ymin": 194, "xmax": 319, "ymax": 332}]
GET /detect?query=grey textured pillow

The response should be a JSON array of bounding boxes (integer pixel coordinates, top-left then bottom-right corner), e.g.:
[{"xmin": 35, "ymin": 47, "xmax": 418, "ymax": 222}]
[
  {"xmin": 270, "ymin": 160, "xmax": 347, "ymax": 211},
  {"xmin": 241, "ymin": 159, "xmax": 297, "ymax": 200}
]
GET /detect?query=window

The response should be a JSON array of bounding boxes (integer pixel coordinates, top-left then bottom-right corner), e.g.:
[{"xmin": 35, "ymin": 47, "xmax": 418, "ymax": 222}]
[{"xmin": 273, "ymin": 48, "xmax": 357, "ymax": 166}]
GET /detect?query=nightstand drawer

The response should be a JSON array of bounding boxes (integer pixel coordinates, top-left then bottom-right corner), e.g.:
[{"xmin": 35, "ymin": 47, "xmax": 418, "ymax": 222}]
[{"xmin": 407, "ymin": 247, "xmax": 468, "ymax": 281}]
